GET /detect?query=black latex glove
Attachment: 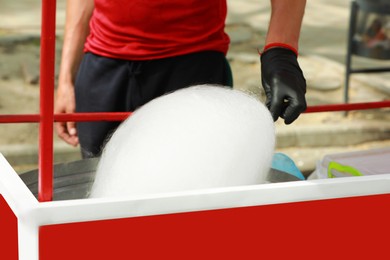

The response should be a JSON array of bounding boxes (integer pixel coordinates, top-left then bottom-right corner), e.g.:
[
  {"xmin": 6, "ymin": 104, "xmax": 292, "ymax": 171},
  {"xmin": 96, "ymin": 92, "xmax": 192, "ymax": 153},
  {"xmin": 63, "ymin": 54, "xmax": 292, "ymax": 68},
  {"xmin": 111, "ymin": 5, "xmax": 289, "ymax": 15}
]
[{"xmin": 260, "ymin": 47, "xmax": 307, "ymax": 124}]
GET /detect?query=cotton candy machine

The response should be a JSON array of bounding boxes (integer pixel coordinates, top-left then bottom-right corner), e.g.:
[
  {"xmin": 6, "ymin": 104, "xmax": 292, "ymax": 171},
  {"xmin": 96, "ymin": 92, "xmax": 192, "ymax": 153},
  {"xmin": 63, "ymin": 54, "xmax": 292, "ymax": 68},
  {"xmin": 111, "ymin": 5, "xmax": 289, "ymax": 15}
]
[
  {"xmin": 2, "ymin": 152, "xmax": 390, "ymax": 260},
  {"xmin": 1, "ymin": 0, "xmax": 390, "ymax": 259},
  {"xmin": 18, "ymin": 158, "xmax": 99, "ymax": 201},
  {"xmin": 17, "ymin": 156, "xmax": 303, "ymax": 201}
]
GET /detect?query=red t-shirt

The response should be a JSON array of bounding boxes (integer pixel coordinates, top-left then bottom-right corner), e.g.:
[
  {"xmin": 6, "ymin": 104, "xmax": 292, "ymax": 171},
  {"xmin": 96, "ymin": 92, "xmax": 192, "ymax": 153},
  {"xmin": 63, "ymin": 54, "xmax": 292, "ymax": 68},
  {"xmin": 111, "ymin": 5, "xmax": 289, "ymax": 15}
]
[{"xmin": 84, "ymin": 0, "xmax": 230, "ymax": 60}]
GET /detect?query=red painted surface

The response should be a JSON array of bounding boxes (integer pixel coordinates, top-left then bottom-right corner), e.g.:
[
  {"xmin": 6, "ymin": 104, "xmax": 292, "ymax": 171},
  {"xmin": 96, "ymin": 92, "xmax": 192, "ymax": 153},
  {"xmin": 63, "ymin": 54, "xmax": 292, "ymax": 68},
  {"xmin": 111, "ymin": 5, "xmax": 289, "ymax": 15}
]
[
  {"xmin": 304, "ymin": 100, "xmax": 390, "ymax": 113},
  {"xmin": 40, "ymin": 194, "xmax": 390, "ymax": 259},
  {"xmin": 0, "ymin": 195, "xmax": 18, "ymax": 260},
  {"xmin": 38, "ymin": 0, "xmax": 57, "ymax": 202},
  {"xmin": 3, "ymin": 99, "xmax": 390, "ymax": 124}
]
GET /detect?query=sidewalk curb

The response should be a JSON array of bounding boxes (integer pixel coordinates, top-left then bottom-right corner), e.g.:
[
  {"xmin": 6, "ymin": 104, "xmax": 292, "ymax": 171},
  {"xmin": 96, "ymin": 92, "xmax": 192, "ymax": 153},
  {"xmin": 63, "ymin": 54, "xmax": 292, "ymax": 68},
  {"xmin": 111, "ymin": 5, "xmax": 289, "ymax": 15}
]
[{"xmin": 276, "ymin": 119, "xmax": 390, "ymax": 148}]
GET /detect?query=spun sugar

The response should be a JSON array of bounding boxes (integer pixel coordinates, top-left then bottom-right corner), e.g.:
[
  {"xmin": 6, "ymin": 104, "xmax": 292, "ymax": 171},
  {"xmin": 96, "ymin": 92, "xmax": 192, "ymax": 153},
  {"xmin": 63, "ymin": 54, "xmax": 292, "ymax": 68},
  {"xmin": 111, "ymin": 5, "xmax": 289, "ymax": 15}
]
[{"xmin": 89, "ymin": 85, "xmax": 275, "ymax": 198}]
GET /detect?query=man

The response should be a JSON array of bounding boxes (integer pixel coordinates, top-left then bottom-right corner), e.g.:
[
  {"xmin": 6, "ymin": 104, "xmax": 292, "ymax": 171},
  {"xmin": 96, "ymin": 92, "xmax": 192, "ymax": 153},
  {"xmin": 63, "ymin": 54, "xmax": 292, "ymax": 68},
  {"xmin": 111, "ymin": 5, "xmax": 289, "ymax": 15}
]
[{"xmin": 55, "ymin": 0, "xmax": 307, "ymax": 158}]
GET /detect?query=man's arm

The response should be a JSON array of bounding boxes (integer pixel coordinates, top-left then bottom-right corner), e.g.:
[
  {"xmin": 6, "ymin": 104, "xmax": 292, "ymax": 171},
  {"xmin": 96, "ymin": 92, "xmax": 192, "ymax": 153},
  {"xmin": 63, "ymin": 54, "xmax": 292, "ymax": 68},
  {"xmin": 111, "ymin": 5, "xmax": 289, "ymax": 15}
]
[
  {"xmin": 55, "ymin": 0, "xmax": 94, "ymax": 146},
  {"xmin": 266, "ymin": 0, "xmax": 306, "ymax": 50},
  {"xmin": 260, "ymin": 0, "xmax": 307, "ymax": 124}
]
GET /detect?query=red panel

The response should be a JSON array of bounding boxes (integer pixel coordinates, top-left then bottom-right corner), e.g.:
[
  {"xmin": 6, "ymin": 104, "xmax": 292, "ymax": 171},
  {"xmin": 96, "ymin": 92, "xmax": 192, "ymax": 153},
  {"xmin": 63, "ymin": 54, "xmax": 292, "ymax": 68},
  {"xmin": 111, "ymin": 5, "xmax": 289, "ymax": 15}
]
[
  {"xmin": 40, "ymin": 194, "xmax": 390, "ymax": 259},
  {"xmin": 0, "ymin": 195, "xmax": 18, "ymax": 259},
  {"xmin": 38, "ymin": 0, "xmax": 57, "ymax": 202}
]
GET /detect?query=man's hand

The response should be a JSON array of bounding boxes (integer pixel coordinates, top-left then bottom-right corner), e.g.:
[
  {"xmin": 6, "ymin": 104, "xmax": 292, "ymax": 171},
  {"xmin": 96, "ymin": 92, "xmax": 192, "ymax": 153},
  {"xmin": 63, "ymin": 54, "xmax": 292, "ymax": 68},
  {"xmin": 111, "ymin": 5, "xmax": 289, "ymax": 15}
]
[
  {"xmin": 260, "ymin": 47, "xmax": 306, "ymax": 124},
  {"xmin": 54, "ymin": 83, "xmax": 79, "ymax": 146},
  {"xmin": 54, "ymin": 0, "xmax": 93, "ymax": 146}
]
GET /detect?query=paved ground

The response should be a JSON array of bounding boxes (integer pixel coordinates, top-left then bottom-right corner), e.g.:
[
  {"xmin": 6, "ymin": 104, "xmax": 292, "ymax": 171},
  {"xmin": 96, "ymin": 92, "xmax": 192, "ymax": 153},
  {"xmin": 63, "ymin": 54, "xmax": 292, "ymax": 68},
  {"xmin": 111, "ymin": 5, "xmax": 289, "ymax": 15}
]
[{"xmin": 0, "ymin": 0, "xmax": 390, "ymax": 176}]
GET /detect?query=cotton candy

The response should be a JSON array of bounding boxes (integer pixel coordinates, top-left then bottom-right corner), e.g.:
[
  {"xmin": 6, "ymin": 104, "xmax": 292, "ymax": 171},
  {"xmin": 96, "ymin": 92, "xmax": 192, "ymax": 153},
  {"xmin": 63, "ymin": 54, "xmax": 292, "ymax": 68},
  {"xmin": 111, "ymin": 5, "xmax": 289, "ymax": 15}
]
[{"xmin": 89, "ymin": 85, "xmax": 275, "ymax": 198}]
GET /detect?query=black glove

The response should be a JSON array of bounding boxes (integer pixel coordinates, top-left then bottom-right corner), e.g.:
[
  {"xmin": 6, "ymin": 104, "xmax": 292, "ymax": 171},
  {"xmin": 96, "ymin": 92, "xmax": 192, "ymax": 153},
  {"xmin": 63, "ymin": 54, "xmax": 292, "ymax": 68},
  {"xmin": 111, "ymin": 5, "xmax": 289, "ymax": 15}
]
[{"xmin": 260, "ymin": 47, "xmax": 307, "ymax": 124}]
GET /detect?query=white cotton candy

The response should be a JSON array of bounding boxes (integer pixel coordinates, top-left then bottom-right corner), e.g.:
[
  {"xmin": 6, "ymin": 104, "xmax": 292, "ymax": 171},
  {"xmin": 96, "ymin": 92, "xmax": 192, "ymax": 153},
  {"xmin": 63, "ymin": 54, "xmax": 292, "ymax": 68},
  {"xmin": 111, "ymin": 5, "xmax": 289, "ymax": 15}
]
[{"xmin": 89, "ymin": 85, "xmax": 275, "ymax": 198}]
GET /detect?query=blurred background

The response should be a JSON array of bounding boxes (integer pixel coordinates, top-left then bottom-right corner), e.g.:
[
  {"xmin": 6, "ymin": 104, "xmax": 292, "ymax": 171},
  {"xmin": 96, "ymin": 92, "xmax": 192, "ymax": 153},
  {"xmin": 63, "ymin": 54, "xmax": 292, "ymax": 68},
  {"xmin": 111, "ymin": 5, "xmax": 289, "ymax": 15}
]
[{"xmin": 0, "ymin": 0, "xmax": 389, "ymax": 177}]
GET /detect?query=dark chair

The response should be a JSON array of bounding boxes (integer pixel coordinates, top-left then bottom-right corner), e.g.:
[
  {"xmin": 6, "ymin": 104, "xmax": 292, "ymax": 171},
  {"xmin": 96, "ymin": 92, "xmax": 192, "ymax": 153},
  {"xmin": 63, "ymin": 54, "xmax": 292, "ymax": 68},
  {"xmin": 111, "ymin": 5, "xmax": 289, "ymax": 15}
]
[{"xmin": 345, "ymin": 0, "xmax": 390, "ymax": 103}]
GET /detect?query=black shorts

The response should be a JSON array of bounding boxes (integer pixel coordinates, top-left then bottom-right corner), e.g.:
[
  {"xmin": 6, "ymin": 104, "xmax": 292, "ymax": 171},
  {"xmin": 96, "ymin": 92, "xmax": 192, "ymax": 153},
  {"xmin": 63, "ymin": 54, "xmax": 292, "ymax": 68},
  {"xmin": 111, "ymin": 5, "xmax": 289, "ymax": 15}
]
[{"xmin": 75, "ymin": 51, "xmax": 233, "ymax": 158}]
